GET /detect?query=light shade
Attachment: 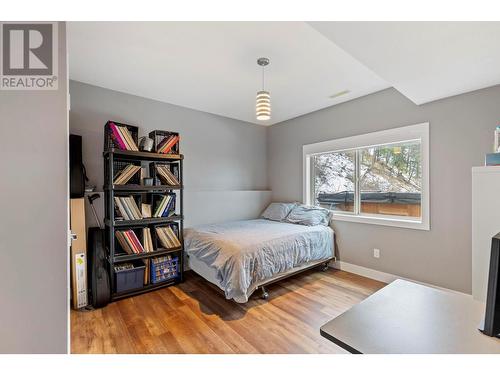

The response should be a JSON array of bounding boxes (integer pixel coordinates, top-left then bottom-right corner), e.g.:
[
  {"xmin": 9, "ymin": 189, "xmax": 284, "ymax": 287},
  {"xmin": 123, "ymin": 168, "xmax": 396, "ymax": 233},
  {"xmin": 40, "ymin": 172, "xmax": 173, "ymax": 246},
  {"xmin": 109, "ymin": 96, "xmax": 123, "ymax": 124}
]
[{"xmin": 256, "ymin": 90, "xmax": 271, "ymax": 121}]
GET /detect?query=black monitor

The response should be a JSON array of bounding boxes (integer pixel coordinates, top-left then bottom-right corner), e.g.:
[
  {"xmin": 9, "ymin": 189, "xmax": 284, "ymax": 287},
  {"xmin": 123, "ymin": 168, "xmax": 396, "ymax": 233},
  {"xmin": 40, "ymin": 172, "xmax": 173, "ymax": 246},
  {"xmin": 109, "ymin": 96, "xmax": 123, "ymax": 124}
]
[{"xmin": 479, "ymin": 232, "xmax": 500, "ymax": 338}]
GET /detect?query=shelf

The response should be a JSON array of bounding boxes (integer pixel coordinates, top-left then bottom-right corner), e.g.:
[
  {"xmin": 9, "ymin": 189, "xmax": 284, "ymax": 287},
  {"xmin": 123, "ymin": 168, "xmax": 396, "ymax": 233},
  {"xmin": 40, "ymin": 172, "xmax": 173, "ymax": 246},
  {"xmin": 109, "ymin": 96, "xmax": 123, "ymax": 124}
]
[
  {"xmin": 104, "ymin": 135, "xmax": 184, "ymax": 301},
  {"xmin": 111, "ymin": 277, "xmax": 181, "ymax": 301},
  {"xmin": 106, "ymin": 215, "xmax": 183, "ymax": 227},
  {"xmin": 105, "ymin": 184, "xmax": 183, "ymax": 192},
  {"xmin": 113, "ymin": 246, "xmax": 183, "ymax": 263},
  {"xmin": 104, "ymin": 149, "xmax": 183, "ymax": 161}
]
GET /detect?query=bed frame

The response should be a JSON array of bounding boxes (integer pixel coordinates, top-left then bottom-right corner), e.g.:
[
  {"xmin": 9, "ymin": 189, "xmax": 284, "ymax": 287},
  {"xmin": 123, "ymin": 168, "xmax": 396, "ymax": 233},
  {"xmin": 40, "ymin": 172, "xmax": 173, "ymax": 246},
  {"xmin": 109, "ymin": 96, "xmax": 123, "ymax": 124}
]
[
  {"xmin": 255, "ymin": 231, "xmax": 339, "ymax": 299},
  {"xmin": 188, "ymin": 231, "xmax": 338, "ymax": 301},
  {"xmin": 256, "ymin": 256, "xmax": 336, "ymax": 299}
]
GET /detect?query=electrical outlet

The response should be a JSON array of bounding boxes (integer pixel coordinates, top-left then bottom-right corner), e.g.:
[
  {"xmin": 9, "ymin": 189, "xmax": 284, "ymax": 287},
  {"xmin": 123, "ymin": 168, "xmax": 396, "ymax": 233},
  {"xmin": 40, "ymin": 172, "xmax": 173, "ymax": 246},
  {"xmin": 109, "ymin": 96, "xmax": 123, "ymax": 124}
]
[{"xmin": 373, "ymin": 248, "xmax": 380, "ymax": 258}]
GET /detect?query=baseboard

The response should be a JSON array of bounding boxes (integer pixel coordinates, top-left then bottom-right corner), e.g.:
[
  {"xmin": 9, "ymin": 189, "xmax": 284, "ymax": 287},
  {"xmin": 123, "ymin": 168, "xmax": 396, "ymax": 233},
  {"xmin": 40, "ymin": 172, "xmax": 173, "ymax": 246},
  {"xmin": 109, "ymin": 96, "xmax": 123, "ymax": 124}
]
[{"xmin": 331, "ymin": 260, "xmax": 471, "ymax": 298}]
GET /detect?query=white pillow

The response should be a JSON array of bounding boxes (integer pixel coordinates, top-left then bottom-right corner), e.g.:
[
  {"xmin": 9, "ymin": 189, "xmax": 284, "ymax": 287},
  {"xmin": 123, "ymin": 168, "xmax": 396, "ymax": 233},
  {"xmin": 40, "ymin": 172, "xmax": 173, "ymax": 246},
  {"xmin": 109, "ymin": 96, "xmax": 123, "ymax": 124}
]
[
  {"xmin": 261, "ymin": 202, "xmax": 297, "ymax": 222},
  {"xmin": 285, "ymin": 204, "xmax": 331, "ymax": 226}
]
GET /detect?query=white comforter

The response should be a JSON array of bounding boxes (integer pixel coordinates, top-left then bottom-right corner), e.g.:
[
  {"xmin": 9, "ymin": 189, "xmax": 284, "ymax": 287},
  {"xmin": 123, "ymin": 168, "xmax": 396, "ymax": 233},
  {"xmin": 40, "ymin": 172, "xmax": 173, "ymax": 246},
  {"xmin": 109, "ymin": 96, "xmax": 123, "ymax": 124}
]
[{"xmin": 184, "ymin": 219, "xmax": 334, "ymax": 303}]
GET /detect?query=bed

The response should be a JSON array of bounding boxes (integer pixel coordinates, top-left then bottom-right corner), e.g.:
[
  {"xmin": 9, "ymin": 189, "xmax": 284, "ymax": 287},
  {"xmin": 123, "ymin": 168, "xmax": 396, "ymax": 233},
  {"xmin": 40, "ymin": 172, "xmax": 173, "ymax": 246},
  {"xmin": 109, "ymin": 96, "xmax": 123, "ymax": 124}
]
[{"xmin": 184, "ymin": 218, "xmax": 335, "ymax": 303}]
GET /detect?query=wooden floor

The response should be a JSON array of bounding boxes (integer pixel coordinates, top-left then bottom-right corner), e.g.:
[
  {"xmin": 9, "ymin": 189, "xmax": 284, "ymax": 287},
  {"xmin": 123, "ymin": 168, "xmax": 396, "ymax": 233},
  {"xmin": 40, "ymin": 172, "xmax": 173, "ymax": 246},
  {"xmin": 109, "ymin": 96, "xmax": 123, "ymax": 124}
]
[{"xmin": 71, "ymin": 268, "xmax": 385, "ymax": 354}]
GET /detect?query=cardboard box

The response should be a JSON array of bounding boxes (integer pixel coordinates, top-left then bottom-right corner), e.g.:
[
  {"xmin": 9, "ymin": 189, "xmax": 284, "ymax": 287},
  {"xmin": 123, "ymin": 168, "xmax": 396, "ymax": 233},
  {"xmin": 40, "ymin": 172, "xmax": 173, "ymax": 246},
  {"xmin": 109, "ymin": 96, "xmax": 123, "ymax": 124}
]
[{"xmin": 70, "ymin": 198, "xmax": 87, "ymax": 309}]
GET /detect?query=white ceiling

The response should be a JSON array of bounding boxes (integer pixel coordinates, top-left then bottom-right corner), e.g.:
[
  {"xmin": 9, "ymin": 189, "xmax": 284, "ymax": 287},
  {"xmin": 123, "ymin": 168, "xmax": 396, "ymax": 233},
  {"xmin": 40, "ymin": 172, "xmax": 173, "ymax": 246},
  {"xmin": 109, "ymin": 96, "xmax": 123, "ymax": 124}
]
[
  {"xmin": 309, "ymin": 22, "xmax": 500, "ymax": 105},
  {"xmin": 67, "ymin": 22, "xmax": 389, "ymax": 125},
  {"xmin": 68, "ymin": 22, "xmax": 500, "ymax": 126}
]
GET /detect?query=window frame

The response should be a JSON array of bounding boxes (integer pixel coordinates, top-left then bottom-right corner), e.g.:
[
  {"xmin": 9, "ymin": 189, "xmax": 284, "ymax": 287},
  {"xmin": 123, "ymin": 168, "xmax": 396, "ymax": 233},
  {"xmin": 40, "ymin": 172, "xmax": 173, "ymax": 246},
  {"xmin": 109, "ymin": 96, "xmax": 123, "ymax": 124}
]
[{"xmin": 303, "ymin": 123, "xmax": 430, "ymax": 231}]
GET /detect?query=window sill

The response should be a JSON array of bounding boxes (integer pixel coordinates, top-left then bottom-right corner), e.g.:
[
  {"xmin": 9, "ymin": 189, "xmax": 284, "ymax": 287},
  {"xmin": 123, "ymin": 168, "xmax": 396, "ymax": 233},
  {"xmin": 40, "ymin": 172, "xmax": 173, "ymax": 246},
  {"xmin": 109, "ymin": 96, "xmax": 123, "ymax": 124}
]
[{"xmin": 330, "ymin": 212, "xmax": 430, "ymax": 231}]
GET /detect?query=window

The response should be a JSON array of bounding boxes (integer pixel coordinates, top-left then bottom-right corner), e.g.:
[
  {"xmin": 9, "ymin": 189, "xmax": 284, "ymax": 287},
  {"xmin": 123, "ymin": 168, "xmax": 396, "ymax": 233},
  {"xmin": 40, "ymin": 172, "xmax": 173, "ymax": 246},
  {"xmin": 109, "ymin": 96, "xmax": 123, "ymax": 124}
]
[{"xmin": 304, "ymin": 123, "xmax": 429, "ymax": 230}]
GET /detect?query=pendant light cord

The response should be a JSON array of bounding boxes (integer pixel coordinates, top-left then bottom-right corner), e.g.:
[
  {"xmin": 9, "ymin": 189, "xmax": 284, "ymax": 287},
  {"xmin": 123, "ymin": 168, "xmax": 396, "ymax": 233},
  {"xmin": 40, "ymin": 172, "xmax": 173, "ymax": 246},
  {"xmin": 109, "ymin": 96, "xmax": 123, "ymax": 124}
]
[{"xmin": 262, "ymin": 65, "xmax": 265, "ymax": 91}]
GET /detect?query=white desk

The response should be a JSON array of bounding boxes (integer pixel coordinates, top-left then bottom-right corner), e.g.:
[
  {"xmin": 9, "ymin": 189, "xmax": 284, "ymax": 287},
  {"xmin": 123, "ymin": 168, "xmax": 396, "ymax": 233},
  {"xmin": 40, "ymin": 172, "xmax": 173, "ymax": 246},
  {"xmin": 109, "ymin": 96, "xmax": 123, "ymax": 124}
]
[{"xmin": 320, "ymin": 279, "xmax": 500, "ymax": 354}]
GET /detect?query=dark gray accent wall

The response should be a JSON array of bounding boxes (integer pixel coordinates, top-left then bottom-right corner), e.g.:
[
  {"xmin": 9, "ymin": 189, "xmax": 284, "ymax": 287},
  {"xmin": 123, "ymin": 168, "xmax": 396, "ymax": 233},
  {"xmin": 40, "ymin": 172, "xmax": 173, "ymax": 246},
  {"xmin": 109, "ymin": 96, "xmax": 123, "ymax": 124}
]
[
  {"xmin": 0, "ymin": 22, "xmax": 68, "ymax": 353},
  {"xmin": 268, "ymin": 86, "xmax": 500, "ymax": 293}
]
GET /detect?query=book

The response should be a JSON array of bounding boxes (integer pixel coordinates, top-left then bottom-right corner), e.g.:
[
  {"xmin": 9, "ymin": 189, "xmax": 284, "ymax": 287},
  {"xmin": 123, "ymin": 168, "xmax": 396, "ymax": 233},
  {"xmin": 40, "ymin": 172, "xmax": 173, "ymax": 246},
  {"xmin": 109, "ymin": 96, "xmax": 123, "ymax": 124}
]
[
  {"xmin": 157, "ymin": 135, "xmax": 179, "ymax": 154},
  {"xmin": 155, "ymin": 227, "xmax": 173, "ymax": 248},
  {"xmin": 143, "ymin": 259, "xmax": 149, "ymax": 285},
  {"xmin": 124, "ymin": 230, "xmax": 145, "ymax": 253},
  {"xmin": 141, "ymin": 203, "xmax": 152, "ymax": 218},
  {"xmin": 117, "ymin": 125, "xmax": 139, "ymax": 151},
  {"xmin": 142, "ymin": 228, "xmax": 153, "ymax": 252},
  {"xmin": 156, "ymin": 135, "xmax": 174, "ymax": 152},
  {"xmin": 125, "ymin": 233, "xmax": 139, "ymax": 254},
  {"xmin": 122, "ymin": 198, "xmax": 136, "ymax": 220},
  {"xmin": 155, "ymin": 226, "xmax": 181, "ymax": 249},
  {"xmin": 163, "ymin": 196, "xmax": 175, "ymax": 217},
  {"xmin": 154, "ymin": 195, "xmax": 169, "ymax": 217},
  {"xmin": 123, "ymin": 230, "xmax": 139, "ymax": 253},
  {"xmin": 114, "ymin": 197, "xmax": 130, "ymax": 220},
  {"xmin": 116, "ymin": 125, "xmax": 129, "ymax": 149},
  {"xmin": 116, "ymin": 125, "xmax": 132, "ymax": 150},
  {"xmin": 160, "ymin": 136, "xmax": 179, "ymax": 154},
  {"xmin": 156, "ymin": 165, "xmax": 180, "ymax": 185},
  {"xmin": 164, "ymin": 226, "xmax": 181, "ymax": 247},
  {"xmin": 157, "ymin": 227, "xmax": 169, "ymax": 247},
  {"xmin": 114, "ymin": 196, "xmax": 142, "ymax": 220},
  {"xmin": 109, "ymin": 122, "xmax": 139, "ymax": 151},
  {"xmin": 153, "ymin": 196, "xmax": 165, "ymax": 217},
  {"xmin": 109, "ymin": 122, "xmax": 128, "ymax": 150},
  {"xmin": 125, "ymin": 196, "xmax": 143, "ymax": 219},
  {"xmin": 113, "ymin": 164, "xmax": 141, "ymax": 185},
  {"xmin": 116, "ymin": 230, "xmax": 134, "ymax": 254},
  {"xmin": 153, "ymin": 194, "xmax": 175, "ymax": 218},
  {"xmin": 159, "ymin": 196, "xmax": 170, "ymax": 217}
]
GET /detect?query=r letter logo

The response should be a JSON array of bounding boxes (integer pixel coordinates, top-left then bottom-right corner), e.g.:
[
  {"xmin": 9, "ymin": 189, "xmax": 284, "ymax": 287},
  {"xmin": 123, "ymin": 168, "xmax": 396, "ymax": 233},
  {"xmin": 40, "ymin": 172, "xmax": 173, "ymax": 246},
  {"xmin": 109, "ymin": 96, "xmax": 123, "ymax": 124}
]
[{"xmin": 0, "ymin": 22, "xmax": 58, "ymax": 90}]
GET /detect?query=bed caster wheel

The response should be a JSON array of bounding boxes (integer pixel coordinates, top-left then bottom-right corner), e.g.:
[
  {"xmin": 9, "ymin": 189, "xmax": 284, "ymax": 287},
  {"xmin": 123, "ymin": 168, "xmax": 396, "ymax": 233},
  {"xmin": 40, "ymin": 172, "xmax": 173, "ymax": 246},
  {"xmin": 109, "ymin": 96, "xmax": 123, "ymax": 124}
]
[
  {"xmin": 321, "ymin": 262, "xmax": 329, "ymax": 272},
  {"xmin": 261, "ymin": 287, "xmax": 269, "ymax": 300}
]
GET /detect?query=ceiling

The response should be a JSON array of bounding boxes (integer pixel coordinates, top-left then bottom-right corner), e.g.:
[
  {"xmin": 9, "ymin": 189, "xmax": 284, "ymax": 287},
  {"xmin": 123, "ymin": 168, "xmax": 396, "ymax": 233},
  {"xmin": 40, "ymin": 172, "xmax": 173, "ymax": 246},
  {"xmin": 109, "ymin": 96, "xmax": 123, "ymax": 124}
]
[
  {"xmin": 68, "ymin": 22, "xmax": 500, "ymax": 126},
  {"xmin": 67, "ymin": 22, "xmax": 389, "ymax": 125},
  {"xmin": 309, "ymin": 22, "xmax": 500, "ymax": 105}
]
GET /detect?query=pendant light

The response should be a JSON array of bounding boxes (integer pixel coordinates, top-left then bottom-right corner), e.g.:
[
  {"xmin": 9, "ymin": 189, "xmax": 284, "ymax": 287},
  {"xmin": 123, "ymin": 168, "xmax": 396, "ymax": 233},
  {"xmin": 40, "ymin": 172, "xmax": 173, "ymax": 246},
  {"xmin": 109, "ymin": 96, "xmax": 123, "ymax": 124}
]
[{"xmin": 256, "ymin": 57, "xmax": 271, "ymax": 121}]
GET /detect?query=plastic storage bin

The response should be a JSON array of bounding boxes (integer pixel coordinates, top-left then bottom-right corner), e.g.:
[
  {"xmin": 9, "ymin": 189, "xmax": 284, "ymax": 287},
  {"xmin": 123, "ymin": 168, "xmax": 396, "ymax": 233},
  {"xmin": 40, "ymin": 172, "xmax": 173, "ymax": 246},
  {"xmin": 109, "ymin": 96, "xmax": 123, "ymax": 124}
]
[
  {"xmin": 114, "ymin": 261, "xmax": 145, "ymax": 293},
  {"xmin": 150, "ymin": 255, "xmax": 179, "ymax": 284}
]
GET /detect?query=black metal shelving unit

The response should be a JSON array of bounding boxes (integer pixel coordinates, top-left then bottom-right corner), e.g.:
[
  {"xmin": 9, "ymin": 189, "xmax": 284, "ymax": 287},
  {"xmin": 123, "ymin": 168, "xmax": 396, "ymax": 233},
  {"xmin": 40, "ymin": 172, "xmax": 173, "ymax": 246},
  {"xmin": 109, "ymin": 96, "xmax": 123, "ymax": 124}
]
[{"xmin": 103, "ymin": 148, "xmax": 184, "ymax": 301}]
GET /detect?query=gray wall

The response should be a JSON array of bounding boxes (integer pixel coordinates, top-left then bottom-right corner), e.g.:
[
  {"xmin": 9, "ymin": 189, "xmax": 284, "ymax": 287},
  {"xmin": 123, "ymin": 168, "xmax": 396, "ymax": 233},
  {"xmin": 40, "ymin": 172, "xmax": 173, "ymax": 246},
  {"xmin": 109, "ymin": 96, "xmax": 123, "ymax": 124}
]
[
  {"xmin": 0, "ymin": 22, "xmax": 68, "ymax": 353},
  {"xmin": 69, "ymin": 81, "xmax": 270, "ymax": 227},
  {"xmin": 269, "ymin": 86, "xmax": 500, "ymax": 294}
]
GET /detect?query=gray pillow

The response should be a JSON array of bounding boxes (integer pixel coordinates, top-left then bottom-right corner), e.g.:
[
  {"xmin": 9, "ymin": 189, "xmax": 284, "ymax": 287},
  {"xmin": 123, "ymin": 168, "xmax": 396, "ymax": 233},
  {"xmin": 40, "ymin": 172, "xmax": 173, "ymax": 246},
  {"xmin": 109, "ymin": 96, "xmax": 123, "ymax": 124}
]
[
  {"xmin": 285, "ymin": 205, "xmax": 331, "ymax": 226},
  {"xmin": 261, "ymin": 202, "xmax": 297, "ymax": 222}
]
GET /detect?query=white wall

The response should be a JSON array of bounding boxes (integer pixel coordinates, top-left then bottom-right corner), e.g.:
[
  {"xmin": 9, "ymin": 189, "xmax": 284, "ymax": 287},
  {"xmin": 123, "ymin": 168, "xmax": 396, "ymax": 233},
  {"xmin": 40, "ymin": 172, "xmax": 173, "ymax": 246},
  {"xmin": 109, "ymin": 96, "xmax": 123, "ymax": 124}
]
[
  {"xmin": 0, "ymin": 22, "xmax": 68, "ymax": 353},
  {"xmin": 268, "ymin": 86, "xmax": 500, "ymax": 294}
]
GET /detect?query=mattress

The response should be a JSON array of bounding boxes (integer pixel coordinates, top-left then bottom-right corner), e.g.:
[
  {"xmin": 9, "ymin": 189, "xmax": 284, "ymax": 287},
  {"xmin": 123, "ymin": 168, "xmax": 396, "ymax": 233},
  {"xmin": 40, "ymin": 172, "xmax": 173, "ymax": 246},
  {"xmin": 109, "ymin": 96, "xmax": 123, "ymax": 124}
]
[{"xmin": 184, "ymin": 219, "xmax": 334, "ymax": 303}]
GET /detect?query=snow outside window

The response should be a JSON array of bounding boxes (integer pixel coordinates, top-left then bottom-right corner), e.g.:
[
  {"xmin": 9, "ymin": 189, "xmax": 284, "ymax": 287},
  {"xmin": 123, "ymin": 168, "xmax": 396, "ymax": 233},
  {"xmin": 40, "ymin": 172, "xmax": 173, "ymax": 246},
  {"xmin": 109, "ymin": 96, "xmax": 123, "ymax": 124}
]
[{"xmin": 303, "ymin": 123, "xmax": 429, "ymax": 230}]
